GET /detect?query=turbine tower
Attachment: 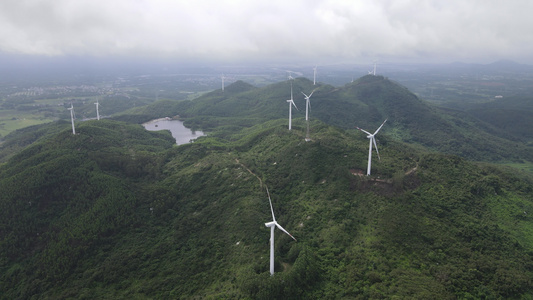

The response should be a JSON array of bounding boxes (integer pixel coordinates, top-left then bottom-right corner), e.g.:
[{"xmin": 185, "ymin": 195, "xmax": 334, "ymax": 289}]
[
  {"xmin": 221, "ymin": 74, "xmax": 225, "ymax": 92},
  {"xmin": 313, "ymin": 65, "xmax": 317, "ymax": 85},
  {"xmin": 356, "ymin": 119, "xmax": 387, "ymax": 175},
  {"xmin": 94, "ymin": 99, "xmax": 101, "ymax": 120},
  {"xmin": 373, "ymin": 62, "xmax": 377, "ymax": 76},
  {"xmin": 264, "ymin": 187, "xmax": 296, "ymax": 275},
  {"xmin": 286, "ymin": 82, "xmax": 298, "ymax": 130},
  {"xmin": 68, "ymin": 103, "xmax": 76, "ymax": 135}
]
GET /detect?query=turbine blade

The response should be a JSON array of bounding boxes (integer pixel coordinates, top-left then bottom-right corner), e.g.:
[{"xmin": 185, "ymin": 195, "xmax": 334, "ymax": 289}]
[
  {"xmin": 309, "ymin": 89, "xmax": 316, "ymax": 97},
  {"xmin": 291, "ymin": 100, "xmax": 298, "ymax": 110},
  {"xmin": 356, "ymin": 127, "xmax": 372, "ymax": 135},
  {"xmin": 373, "ymin": 119, "xmax": 388, "ymax": 135},
  {"xmin": 301, "ymin": 91, "xmax": 309, "ymax": 98},
  {"xmin": 275, "ymin": 222, "xmax": 297, "ymax": 241},
  {"xmin": 266, "ymin": 187, "xmax": 276, "ymax": 222},
  {"xmin": 373, "ymin": 137, "xmax": 381, "ymax": 161}
]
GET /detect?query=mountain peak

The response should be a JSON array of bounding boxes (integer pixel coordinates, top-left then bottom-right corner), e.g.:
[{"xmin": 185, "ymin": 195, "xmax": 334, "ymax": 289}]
[{"xmin": 224, "ymin": 80, "xmax": 256, "ymax": 93}]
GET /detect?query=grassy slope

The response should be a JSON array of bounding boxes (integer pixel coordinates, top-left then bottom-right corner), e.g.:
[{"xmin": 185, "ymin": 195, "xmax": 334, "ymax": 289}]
[
  {"xmin": 1, "ymin": 119, "xmax": 532, "ymax": 299},
  {"xmin": 0, "ymin": 110, "xmax": 55, "ymax": 138}
]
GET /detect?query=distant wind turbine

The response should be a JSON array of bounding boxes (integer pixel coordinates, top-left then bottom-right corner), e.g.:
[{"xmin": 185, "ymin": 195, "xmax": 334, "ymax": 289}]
[
  {"xmin": 68, "ymin": 103, "xmax": 76, "ymax": 135},
  {"xmin": 264, "ymin": 187, "xmax": 296, "ymax": 275},
  {"xmin": 94, "ymin": 99, "xmax": 101, "ymax": 120},
  {"xmin": 313, "ymin": 65, "xmax": 317, "ymax": 85},
  {"xmin": 356, "ymin": 119, "xmax": 387, "ymax": 175},
  {"xmin": 287, "ymin": 71, "xmax": 294, "ymax": 80},
  {"xmin": 287, "ymin": 82, "xmax": 298, "ymax": 130},
  {"xmin": 221, "ymin": 74, "xmax": 225, "ymax": 92},
  {"xmin": 372, "ymin": 61, "xmax": 377, "ymax": 76}
]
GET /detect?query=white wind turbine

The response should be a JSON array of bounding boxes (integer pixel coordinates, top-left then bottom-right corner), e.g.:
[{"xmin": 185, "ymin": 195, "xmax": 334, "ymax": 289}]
[
  {"xmin": 301, "ymin": 89, "xmax": 316, "ymax": 121},
  {"xmin": 356, "ymin": 119, "xmax": 387, "ymax": 175},
  {"xmin": 302, "ymin": 89, "xmax": 316, "ymax": 141},
  {"xmin": 68, "ymin": 103, "xmax": 76, "ymax": 135},
  {"xmin": 264, "ymin": 187, "xmax": 296, "ymax": 275},
  {"xmin": 94, "ymin": 99, "xmax": 101, "ymax": 120},
  {"xmin": 221, "ymin": 74, "xmax": 225, "ymax": 92},
  {"xmin": 286, "ymin": 82, "xmax": 298, "ymax": 130}
]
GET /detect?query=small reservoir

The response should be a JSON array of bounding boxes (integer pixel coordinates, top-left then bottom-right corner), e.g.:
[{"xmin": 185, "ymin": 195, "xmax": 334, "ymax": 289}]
[{"xmin": 143, "ymin": 118, "xmax": 205, "ymax": 145}]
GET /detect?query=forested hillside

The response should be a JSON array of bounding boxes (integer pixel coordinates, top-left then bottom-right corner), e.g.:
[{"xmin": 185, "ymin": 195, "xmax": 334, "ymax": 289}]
[
  {"xmin": 119, "ymin": 75, "xmax": 533, "ymax": 163},
  {"xmin": 465, "ymin": 95, "xmax": 533, "ymax": 143},
  {"xmin": 1, "ymin": 115, "xmax": 533, "ymax": 298}
]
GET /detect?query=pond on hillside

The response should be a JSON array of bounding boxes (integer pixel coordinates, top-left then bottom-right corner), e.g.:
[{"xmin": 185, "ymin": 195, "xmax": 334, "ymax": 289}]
[{"xmin": 142, "ymin": 118, "xmax": 205, "ymax": 145}]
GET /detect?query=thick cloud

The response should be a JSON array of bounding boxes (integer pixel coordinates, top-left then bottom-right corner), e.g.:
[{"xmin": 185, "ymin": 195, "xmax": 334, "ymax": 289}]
[{"xmin": 0, "ymin": 0, "xmax": 532, "ymax": 63}]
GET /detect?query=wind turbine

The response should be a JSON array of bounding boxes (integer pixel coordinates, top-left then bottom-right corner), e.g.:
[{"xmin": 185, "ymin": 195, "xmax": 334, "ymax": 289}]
[
  {"xmin": 221, "ymin": 74, "xmax": 225, "ymax": 92},
  {"xmin": 301, "ymin": 89, "xmax": 316, "ymax": 121},
  {"xmin": 264, "ymin": 187, "xmax": 296, "ymax": 275},
  {"xmin": 313, "ymin": 65, "xmax": 317, "ymax": 85},
  {"xmin": 94, "ymin": 99, "xmax": 101, "ymax": 120},
  {"xmin": 356, "ymin": 119, "xmax": 387, "ymax": 175},
  {"xmin": 287, "ymin": 82, "xmax": 298, "ymax": 130},
  {"xmin": 68, "ymin": 103, "xmax": 76, "ymax": 135},
  {"xmin": 302, "ymin": 89, "xmax": 316, "ymax": 141}
]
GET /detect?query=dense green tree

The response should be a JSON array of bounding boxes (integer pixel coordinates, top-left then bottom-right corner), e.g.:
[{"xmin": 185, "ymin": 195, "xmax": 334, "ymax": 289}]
[{"xmin": 1, "ymin": 78, "xmax": 532, "ymax": 298}]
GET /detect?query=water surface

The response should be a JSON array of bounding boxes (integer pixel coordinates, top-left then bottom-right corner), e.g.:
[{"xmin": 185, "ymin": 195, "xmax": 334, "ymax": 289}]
[{"xmin": 143, "ymin": 118, "xmax": 205, "ymax": 145}]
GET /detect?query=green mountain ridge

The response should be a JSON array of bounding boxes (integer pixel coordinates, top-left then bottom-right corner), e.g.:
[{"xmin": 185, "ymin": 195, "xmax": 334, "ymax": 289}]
[
  {"xmin": 126, "ymin": 75, "xmax": 532, "ymax": 163},
  {"xmin": 1, "ymin": 114, "xmax": 533, "ymax": 298},
  {"xmin": 5, "ymin": 75, "xmax": 530, "ymax": 164}
]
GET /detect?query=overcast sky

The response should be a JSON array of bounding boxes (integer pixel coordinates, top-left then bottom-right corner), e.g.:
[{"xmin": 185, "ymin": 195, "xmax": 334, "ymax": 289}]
[{"xmin": 1, "ymin": 0, "xmax": 532, "ymax": 64}]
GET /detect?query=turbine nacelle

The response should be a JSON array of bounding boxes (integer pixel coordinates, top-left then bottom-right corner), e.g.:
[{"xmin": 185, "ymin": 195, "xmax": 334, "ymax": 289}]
[
  {"xmin": 287, "ymin": 100, "xmax": 298, "ymax": 110},
  {"xmin": 265, "ymin": 221, "xmax": 276, "ymax": 227},
  {"xmin": 301, "ymin": 90, "xmax": 316, "ymax": 100}
]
